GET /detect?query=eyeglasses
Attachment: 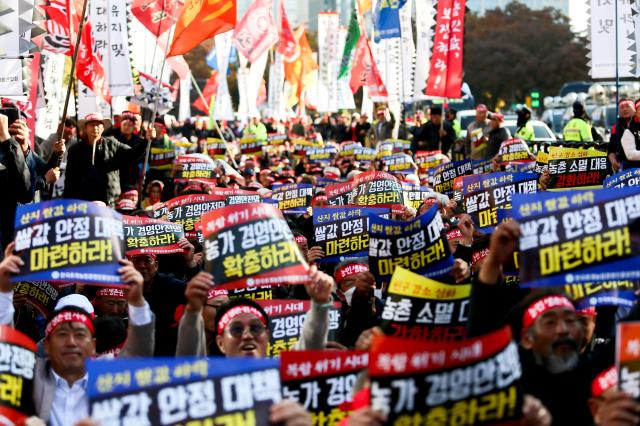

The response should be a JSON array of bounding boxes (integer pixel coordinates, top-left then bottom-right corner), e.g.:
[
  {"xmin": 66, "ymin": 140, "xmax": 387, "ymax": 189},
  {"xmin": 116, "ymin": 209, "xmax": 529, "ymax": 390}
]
[{"xmin": 226, "ymin": 323, "xmax": 267, "ymax": 338}]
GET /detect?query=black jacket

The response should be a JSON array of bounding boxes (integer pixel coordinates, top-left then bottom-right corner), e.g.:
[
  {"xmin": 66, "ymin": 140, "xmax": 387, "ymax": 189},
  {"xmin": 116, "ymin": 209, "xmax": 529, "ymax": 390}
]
[
  {"xmin": 0, "ymin": 137, "xmax": 31, "ymax": 251},
  {"xmin": 113, "ymin": 130, "xmax": 144, "ymax": 191},
  {"xmin": 484, "ymin": 127, "xmax": 511, "ymax": 160},
  {"xmin": 411, "ymin": 121, "xmax": 456, "ymax": 155}
]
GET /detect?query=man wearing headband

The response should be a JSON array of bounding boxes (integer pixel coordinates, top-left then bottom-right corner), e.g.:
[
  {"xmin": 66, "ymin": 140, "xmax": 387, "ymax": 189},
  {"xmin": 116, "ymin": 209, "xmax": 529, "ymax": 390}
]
[
  {"xmin": 619, "ymin": 99, "xmax": 640, "ymax": 170},
  {"xmin": 609, "ymin": 99, "xmax": 636, "ymax": 172}
]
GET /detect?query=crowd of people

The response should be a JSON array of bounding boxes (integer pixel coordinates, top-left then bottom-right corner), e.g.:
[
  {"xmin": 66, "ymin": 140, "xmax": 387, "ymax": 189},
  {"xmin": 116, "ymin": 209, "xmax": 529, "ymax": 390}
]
[{"xmin": 0, "ymin": 98, "xmax": 639, "ymax": 426}]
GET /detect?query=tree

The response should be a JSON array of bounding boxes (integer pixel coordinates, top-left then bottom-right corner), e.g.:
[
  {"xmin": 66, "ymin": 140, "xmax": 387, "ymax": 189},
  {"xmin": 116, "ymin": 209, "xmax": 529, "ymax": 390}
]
[{"xmin": 463, "ymin": 3, "xmax": 588, "ymax": 108}]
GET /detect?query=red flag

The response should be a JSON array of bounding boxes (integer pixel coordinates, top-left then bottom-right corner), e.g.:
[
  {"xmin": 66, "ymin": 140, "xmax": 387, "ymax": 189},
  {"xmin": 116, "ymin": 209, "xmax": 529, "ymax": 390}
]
[
  {"xmin": 131, "ymin": 0, "xmax": 184, "ymax": 37},
  {"xmin": 349, "ymin": 36, "xmax": 388, "ymax": 99},
  {"xmin": 425, "ymin": 0, "xmax": 465, "ymax": 98},
  {"xmin": 233, "ymin": 0, "xmax": 278, "ymax": 63},
  {"xmin": 192, "ymin": 72, "xmax": 218, "ymax": 114},
  {"xmin": 277, "ymin": 1, "xmax": 298, "ymax": 62},
  {"xmin": 41, "ymin": 0, "xmax": 73, "ymax": 55},
  {"xmin": 168, "ymin": 0, "xmax": 236, "ymax": 57},
  {"xmin": 76, "ymin": 22, "xmax": 111, "ymax": 104}
]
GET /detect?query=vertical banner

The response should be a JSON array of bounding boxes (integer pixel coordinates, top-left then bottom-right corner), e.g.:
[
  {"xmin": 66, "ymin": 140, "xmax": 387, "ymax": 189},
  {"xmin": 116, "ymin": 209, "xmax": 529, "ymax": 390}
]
[
  {"xmin": 0, "ymin": 326, "xmax": 37, "ymax": 425},
  {"xmin": 214, "ymin": 31, "xmax": 235, "ymax": 121},
  {"xmin": 413, "ymin": 0, "xmax": 435, "ymax": 100},
  {"xmin": 399, "ymin": 0, "xmax": 415, "ymax": 102},
  {"xmin": 36, "ymin": 53, "xmax": 66, "ymax": 140},
  {"xmin": 336, "ymin": 27, "xmax": 356, "ymax": 110},
  {"xmin": 589, "ymin": 0, "xmax": 634, "ymax": 78},
  {"xmin": 0, "ymin": 1, "xmax": 22, "ymax": 96},
  {"xmin": 444, "ymin": 0, "xmax": 465, "ymax": 98},
  {"xmin": 267, "ymin": 53, "xmax": 285, "ymax": 119},
  {"xmin": 317, "ymin": 12, "xmax": 340, "ymax": 113}
]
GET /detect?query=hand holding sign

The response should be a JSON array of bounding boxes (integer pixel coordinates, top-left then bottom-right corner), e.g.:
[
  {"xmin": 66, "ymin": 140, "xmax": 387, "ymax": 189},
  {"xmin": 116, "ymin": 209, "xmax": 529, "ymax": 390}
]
[
  {"xmin": 0, "ymin": 242, "xmax": 22, "ymax": 293},
  {"xmin": 118, "ymin": 259, "xmax": 144, "ymax": 307}
]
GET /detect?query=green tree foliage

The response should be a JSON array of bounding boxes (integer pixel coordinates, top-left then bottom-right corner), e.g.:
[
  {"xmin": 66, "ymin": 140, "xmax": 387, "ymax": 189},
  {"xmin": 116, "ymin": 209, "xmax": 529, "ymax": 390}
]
[{"xmin": 464, "ymin": 3, "xmax": 589, "ymax": 108}]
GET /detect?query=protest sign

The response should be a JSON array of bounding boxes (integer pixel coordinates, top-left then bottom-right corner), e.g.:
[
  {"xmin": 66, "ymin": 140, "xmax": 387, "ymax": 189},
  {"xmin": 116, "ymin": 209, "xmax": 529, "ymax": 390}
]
[
  {"xmin": 13, "ymin": 200, "xmax": 125, "ymax": 285},
  {"xmin": 152, "ymin": 203, "xmax": 169, "ymax": 221},
  {"xmin": 547, "ymin": 147, "xmax": 608, "ymax": 190},
  {"xmin": 616, "ymin": 321, "xmax": 640, "ymax": 401},
  {"xmin": 369, "ymin": 205, "xmax": 454, "ymax": 285},
  {"xmin": 230, "ymin": 286, "xmax": 276, "ymax": 300},
  {"xmin": 205, "ymin": 138, "xmax": 227, "ymax": 159},
  {"xmin": 604, "ymin": 168, "xmax": 640, "ymax": 189},
  {"xmin": 258, "ymin": 300, "xmax": 341, "ymax": 357},
  {"xmin": 202, "ymin": 204, "xmax": 309, "ymax": 289},
  {"xmin": 432, "ymin": 160, "xmax": 472, "ymax": 196},
  {"xmin": 459, "ymin": 172, "xmax": 538, "ymax": 232},
  {"xmin": 381, "ymin": 153, "xmax": 416, "ymax": 175},
  {"xmin": 271, "ymin": 183, "xmax": 314, "ymax": 214},
  {"xmin": 149, "ymin": 148, "xmax": 175, "ymax": 170},
  {"xmin": 339, "ymin": 142, "xmax": 362, "ymax": 158},
  {"xmin": 281, "ymin": 350, "xmax": 368, "ymax": 425},
  {"xmin": 402, "ymin": 186, "xmax": 441, "ymax": 210},
  {"xmin": 564, "ymin": 281, "xmax": 640, "ymax": 310},
  {"xmin": 175, "ymin": 155, "xmax": 217, "ymax": 183},
  {"xmin": 353, "ymin": 147, "xmax": 376, "ymax": 163},
  {"xmin": 325, "ymin": 171, "xmax": 404, "ymax": 212},
  {"xmin": 123, "ymin": 216, "xmax": 185, "ymax": 255},
  {"xmin": 383, "ymin": 139, "xmax": 411, "ymax": 153},
  {"xmin": 497, "ymin": 138, "xmax": 533, "ymax": 165},
  {"xmin": 268, "ymin": 133, "xmax": 288, "ymax": 145},
  {"xmin": 369, "ymin": 326, "xmax": 523, "ymax": 424},
  {"xmin": 307, "ymin": 146, "xmax": 338, "ymax": 164},
  {"xmin": 293, "ymin": 140, "xmax": 323, "ymax": 159},
  {"xmin": 13, "ymin": 281, "xmax": 60, "ymax": 318},
  {"xmin": 313, "ymin": 207, "xmax": 390, "ymax": 262},
  {"xmin": 88, "ymin": 357, "xmax": 281, "ymax": 425},
  {"xmin": 415, "ymin": 150, "xmax": 447, "ymax": 173},
  {"xmin": 239, "ymin": 135, "xmax": 265, "ymax": 155},
  {"xmin": 166, "ymin": 194, "xmax": 226, "ymax": 239},
  {"xmin": 471, "ymin": 159, "xmax": 494, "ymax": 175},
  {"xmin": 0, "ymin": 326, "xmax": 37, "ymax": 425},
  {"xmin": 535, "ymin": 151, "xmax": 549, "ymax": 174},
  {"xmin": 381, "ymin": 267, "xmax": 470, "ymax": 341},
  {"xmin": 511, "ymin": 188, "xmax": 640, "ymax": 287}
]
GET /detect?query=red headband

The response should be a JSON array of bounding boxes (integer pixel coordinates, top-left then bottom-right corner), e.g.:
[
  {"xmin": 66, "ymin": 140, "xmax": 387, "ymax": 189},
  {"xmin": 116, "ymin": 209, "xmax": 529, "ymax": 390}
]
[
  {"xmin": 208, "ymin": 288, "xmax": 228, "ymax": 300},
  {"xmin": 578, "ymin": 306, "xmax": 597, "ymax": 316},
  {"xmin": 335, "ymin": 264, "xmax": 369, "ymax": 282},
  {"xmin": 447, "ymin": 229, "xmax": 462, "ymax": 240},
  {"xmin": 591, "ymin": 366, "xmax": 617, "ymax": 398},
  {"xmin": 295, "ymin": 235, "xmax": 308, "ymax": 245},
  {"xmin": 217, "ymin": 306, "xmax": 267, "ymax": 334},
  {"xmin": 95, "ymin": 287, "xmax": 126, "ymax": 299},
  {"xmin": 522, "ymin": 295, "xmax": 574, "ymax": 330},
  {"xmin": 46, "ymin": 310, "xmax": 94, "ymax": 338}
]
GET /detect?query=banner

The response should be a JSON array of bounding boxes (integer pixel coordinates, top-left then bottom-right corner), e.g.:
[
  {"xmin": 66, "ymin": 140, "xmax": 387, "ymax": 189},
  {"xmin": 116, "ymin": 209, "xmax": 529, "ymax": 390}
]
[
  {"xmin": 149, "ymin": 148, "xmax": 175, "ymax": 170},
  {"xmin": 175, "ymin": 155, "xmax": 217, "ymax": 183},
  {"xmin": 123, "ymin": 216, "xmax": 185, "ymax": 255},
  {"xmin": 267, "ymin": 53, "xmax": 285, "ymax": 119},
  {"xmin": 313, "ymin": 207, "xmax": 390, "ymax": 262},
  {"xmin": 535, "ymin": 151, "xmax": 549, "ymax": 174},
  {"xmin": 349, "ymin": 36, "xmax": 388, "ymax": 101},
  {"xmin": 373, "ymin": 0, "xmax": 407, "ymax": 41},
  {"xmin": 415, "ymin": 150, "xmax": 447, "ymax": 173},
  {"xmin": 271, "ymin": 183, "xmax": 314, "ymax": 214},
  {"xmin": 0, "ymin": 326, "xmax": 37, "ymax": 424},
  {"xmin": 13, "ymin": 280, "xmax": 60, "ymax": 318},
  {"xmin": 205, "ymin": 138, "xmax": 227, "ymax": 159},
  {"xmin": 380, "ymin": 153, "xmax": 416, "ymax": 175},
  {"xmin": 317, "ymin": 12, "xmax": 340, "ymax": 113},
  {"xmin": 369, "ymin": 326, "xmax": 523, "ymax": 424},
  {"xmin": 239, "ymin": 136, "xmax": 266, "ymax": 155},
  {"xmin": 213, "ymin": 31, "xmax": 235, "ymax": 121},
  {"xmin": 547, "ymin": 147, "xmax": 608, "ymax": 190},
  {"xmin": 88, "ymin": 357, "xmax": 281, "ymax": 425},
  {"xmin": 166, "ymin": 194, "xmax": 226, "ymax": 238},
  {"xmin": 338, "ymin": 1, "xmax": 361, "ymax": 79},
  {"xmin": 325, "ymin": 171, "xmax": 404, "ymax": 211},
  {"xmin": 202, "ymin": 204, "xmax": 309, "ymax": 289},
  {"xmin": 564, "ymin": 281, "xmax": 640, "ymax": 310},
  {"xmin": 281, "ymin": 350, "xmax": 368, "ymax": 424},
  {"xmin": 413, "ymin": 0, "xmax": 435, "ymax": 101},
  {"xmin": 307, "ymin": 147, "xmax": 338, "ymax": 164},
  {"xmin": 497, "ymin": 138, "xmax": 533, "ymax": 165},
  {"xmin": 604, "ymin": 168, "xmax": 640, "ymax": 189},
  {"xmin": 511, "ymin": 187, "xmax": 640, "ymax": 287},
  {"xmin": 402, "ymin": 186, "xmax": 441, "ymax": 210},
  {"xmin": 432, "ymin": 160, "xmax": 472, "ymax": 196},
  {"xmin": 258, "ymin": 300, "xmax": 341, "ymax": 357},
  {"xmin": 617, "ymin": 321, "xmax": 640, "ymax": 400},
  {"xmin": 381, "ymin": 267, "xmax": 469, "ymax": 341},
  {"xmin": 399, "ymin": 0, "xmax": 416, "ymax": 102},
  {"xmin": 589, "ymin": 0, "xmax": 634, "ymax": 78},
  {"xmin": 131, "ymin": 0, "xmax": 184, "ymax": 37},
  {"xmin": 13, "ymin": 200, "xmax": 125, "ymax": 285},
  {"xmin": 458, "ymin": 172, "xmax": 538, "ymax": 232},
  {"xmin": 233, "ymin": 0, "xmax": 278, "ymax": 63},
  {"xmin": 368, "ymin": 205, "xmax": 454, "ymax": 285}
]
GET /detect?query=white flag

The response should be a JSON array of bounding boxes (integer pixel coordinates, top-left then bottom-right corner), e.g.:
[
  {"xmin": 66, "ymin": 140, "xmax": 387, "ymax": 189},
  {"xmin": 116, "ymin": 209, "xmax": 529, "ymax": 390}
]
[{"xmin": 413, "ymin": 0, "xmax": 435, "ymax": 100}]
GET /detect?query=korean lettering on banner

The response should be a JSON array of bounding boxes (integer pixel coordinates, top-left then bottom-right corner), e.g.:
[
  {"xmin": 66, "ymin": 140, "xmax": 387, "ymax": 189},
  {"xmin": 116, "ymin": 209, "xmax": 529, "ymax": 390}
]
[
  {"xmin": 564, "ymin": 281, "xmax": 640, "ymax": 310},
  {"xmin": 547, "ymin": 147, "xmax": 609, "ymax": 190},
  {"xmin": 382, "ymin": 267, "xmax": 469, "ymax": 342},
  {"xmin": 258, "ymin": 300, "xmax": 342, "ymax": 357},
  {"xmin": 353, "ymin": 147, "xmax": 376, "ymax": 164},
  {"xmin": 402, "ymin": 186, "xmax": 440, "ymax": 210},
  {"xmin": 381, "ymin": 154, "xmax": 416, "ymax": 175},
  {"xmin": 459, "ymin": 172, "xmax": 538, "ymax": 232},
  {"xmin": 507, "ymin": 161, "xmax": 537, "ymax": 173},
  {"xmin": 340, "ymin": 142, "xmax": 362, "ymax": 158},
  {"xmin": 325, "ymin": 171, "xmax": 405, "ymax": 213},
  {"xmin": 307, "ymin": 147, "xmax": 338, "ymax": 164},
  {"xmin": 313, "ymin": 207, "xmax": 391, "ymax": 262},
  {"xmin": 471, "ymin": 159, "xmax": 494, "ymax": 175},
  {"xmin": 211, "ymin": 187, "xmax": 262, "ymax": 206},
  {"xmin": 384, "ymin": 139, "xmax": 412, "ymax": 153},
  {"xmin": 239, "ymin": 136, "xmax": 266, "ymax": 155},
  {"xmin": 316, "ymin": 177, "xmax": 343, "ymax": 188},
  {"xmin": 123, "ymin": 216, "xmax": 185, "ymax": 255},
  {"xmin": 432, "ymin": 160, "xmax": 472, "ymax": 197},
  {"xmin": 13, "ymin": 200, "xmax": 125, "ymax": 285},
  {"xmin": 368, "ymin": 204, "xmax": 454, "ymax": 286},
  {"xmin": 369, "ymin": 326, "xmax": 523, "ymax": 425},
  {"xmin": 175, "ymin": 156, "xmax": 217, "ymax": 183},
  {"xmin": 152, "ymin": 203, "xmax": 169, "ymax": 221},
  {"xmin": 281, "ymin": 350, "xmax": 368, "ymax": 425},
  {"xmin": 229, "ymin": 285, "xmax": 275, "ymax": 301},
  {"xmin": 604, "ymin": 168, "xmax": 640, "ymax": 189},
  {"xmin": 88, "ymin": 357, "xmax": 281, "ymax": 426},
  {"xmin": 268, "ymin": 133, "xmax": 288, "ymax": 145},
  {"xmin": 166, "ymin": 194, "xmax": 226, "ymax": 239},
  {"xmin": 149, "ymin": 148, "xmax": 175, "ymax": 170},
  {"xmin": 0, "ymin": 326, "xmax": 37, "ymax": 425},
  {"xmin": 415, "ymin": 150, "xmax": 447, "ymax": 173},
  {"xmin": 617, "ymin": 321, "xmax": 640, "ymax": 401},
  {"xmin": 535, "ymin": 151, "xmax": 548, "ymax": 174},
  {"xmin": 13, "ymin": 281, "xmax": 60, "ymax": 318},
  {"xmin": 425, "ymin": 0, "xmax": 454, "ymax": 97},
  {"xmin": 202, "ymin": 204, "xmax": 310, "ymax": 289},
  {"xmin": 272, "ymin": 184, "xmax": 314, "ymax": 214},
  {"xmin": 205, "ymin": 138, "xmax": 227, "ymax": 159},
  {"xmin": 498, "ymin": 139, "xmax": 533, "ymax": 165},
  {"xmin": 293, "ymin": 140, "xmax": 323, "ymax": 159},
  {"xmin": 510, "ymin": 187, "xmax": 640, "ymax": 287}
]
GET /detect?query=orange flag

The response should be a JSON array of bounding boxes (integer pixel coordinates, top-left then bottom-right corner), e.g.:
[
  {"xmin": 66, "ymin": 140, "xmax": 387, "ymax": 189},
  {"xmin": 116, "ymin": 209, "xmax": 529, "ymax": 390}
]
[
  {"xmin": 168, "ymin": 0, "xmax": 236, "ymax": 57},
  {"xmin": 284, "ymin": 27, "xmax": 318, "ymax": 107}
]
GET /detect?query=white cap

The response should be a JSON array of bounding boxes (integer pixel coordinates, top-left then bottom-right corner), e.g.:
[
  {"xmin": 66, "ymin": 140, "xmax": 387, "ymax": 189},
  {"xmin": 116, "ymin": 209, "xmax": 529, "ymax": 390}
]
[
  {"xmin": 346, "ymin": 170, "xmax": 362, "ymax": 181},
  {"xmin": 54, "ymin": 294, "xmax": 95, "ymax": 316}
]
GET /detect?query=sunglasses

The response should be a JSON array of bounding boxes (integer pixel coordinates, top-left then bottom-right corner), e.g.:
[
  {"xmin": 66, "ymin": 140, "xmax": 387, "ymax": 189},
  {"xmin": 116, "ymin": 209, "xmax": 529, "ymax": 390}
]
[{"xmin": 226, "ymin": 323, "xmax": 267, "ymax": 338}]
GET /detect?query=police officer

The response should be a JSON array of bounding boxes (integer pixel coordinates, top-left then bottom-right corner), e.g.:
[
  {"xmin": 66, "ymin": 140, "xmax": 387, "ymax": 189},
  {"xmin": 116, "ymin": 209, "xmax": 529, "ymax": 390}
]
[
  {"xmin": 563, "ymin": 101, "xmax": 593, "ymax": 144},
  {"xmin": 515, "ymin": 106, "xmax": 535, "ymax": 142}
]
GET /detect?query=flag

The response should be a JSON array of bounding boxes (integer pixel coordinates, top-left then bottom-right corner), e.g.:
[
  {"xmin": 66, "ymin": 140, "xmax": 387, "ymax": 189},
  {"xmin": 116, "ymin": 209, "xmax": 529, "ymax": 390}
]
[
  {"xmin": 277, "ymin": 1, "xmax": 298, "ymax": 61},
  {"xmin": 337, "ymin": 2, "xmax": 361, "ymax": 79},
  {"xmin": 373, "ymin": 0, "xmax": 407, "ymax": 41},
  {"xmin": 168, "ymin": 0, "xmax": 236, "ymax": 57},
  {"xmin": 233, "ymin": 0, "xmax": 278, "ymax": 63},
  {"xmin": 284, "ymin": 27, "xmax": 318, "ymax": 108},
  {"xmin": 349, "ymin": 36, "xmax": 388, "ymax": 100},
  {"xmin": 131, "ymin": 0, "xmax": 184, "ymax": 37},
  {"xmin": 76, "ymin": 21, "xmax": 111, "ymax": 104},
  {"xmin": 192, "ymin": 72, "xmax": 218, "ymax": 114},
  {"xmin": 425, "ymin": 0, "xmax": 465, "ymax": 98},
  {"xmin": 41, "ymin": 0, "xmax": 72, "ymax": 55}
]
